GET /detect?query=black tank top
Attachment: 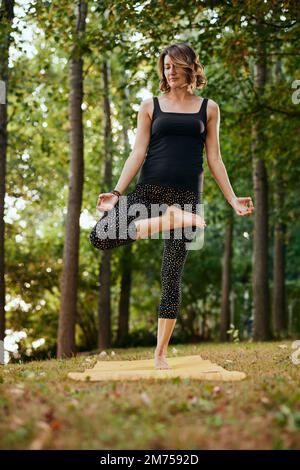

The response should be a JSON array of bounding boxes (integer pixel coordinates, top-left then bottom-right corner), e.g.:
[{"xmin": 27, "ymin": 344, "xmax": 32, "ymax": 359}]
[{"xmin": 137, "ymin": 96, "xmax": 208, "ymax": 195}]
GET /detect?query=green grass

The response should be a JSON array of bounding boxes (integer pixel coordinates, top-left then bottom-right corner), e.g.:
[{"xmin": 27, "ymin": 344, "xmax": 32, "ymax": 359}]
[{"xmin": 0, "ymin": 341, "xmax": 300, "ymax": 450}]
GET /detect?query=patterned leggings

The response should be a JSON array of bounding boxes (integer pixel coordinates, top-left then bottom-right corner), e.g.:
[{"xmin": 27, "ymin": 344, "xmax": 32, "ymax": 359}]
[{"xmin": 89, "ymin": 183, "xmax": 200, "ymax": 319}]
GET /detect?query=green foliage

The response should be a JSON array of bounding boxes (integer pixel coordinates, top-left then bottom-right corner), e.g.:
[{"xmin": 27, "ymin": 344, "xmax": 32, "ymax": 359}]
[{"xmin": 227, "ymin": 323, "xmax": 240, "ymax": 343}]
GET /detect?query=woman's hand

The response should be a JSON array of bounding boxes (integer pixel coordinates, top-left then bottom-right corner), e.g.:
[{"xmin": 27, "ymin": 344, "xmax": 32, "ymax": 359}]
[
  {"xmin": 96, "ymin": 192, "xmax": 119, "ymax": 212},
  {"xmin": 229, "ymin": 196, "xmax": 255, "ymax": 216}
]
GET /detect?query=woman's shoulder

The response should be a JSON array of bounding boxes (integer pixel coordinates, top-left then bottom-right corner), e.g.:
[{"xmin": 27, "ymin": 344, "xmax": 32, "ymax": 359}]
[
  {"xmin": 139, "ymin": 97, "xmax": 156, "ymax": 121},
  {"xmin": 205, "ymin": 98, "xmax": 220, "ymax": 122},
  {"xmin": 141, "ymin": 96, "xmax": 156, "ymax": 104},
  {"xmin": 140, "ymin": 97, "xmax": 156, "ymax": 112},
  {"xmin": 206, "ymin": 98, "xmax": 219, "ymax": 109}
]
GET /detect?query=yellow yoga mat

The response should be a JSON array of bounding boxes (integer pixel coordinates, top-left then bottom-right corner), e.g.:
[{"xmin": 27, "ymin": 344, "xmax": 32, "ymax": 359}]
[{"xmin": 67, "ymin": 355, "xmax": 246, "ymax": 382}]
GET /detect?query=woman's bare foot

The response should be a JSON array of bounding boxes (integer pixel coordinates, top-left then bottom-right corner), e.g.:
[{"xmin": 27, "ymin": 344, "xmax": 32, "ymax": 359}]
[
  {"xmin": 164, "ymin": 205, "xmax": 206, "ymax": 230},
  {"xmin": 134, "ymin": 204, "xmax": 206, "ymax": 240}
]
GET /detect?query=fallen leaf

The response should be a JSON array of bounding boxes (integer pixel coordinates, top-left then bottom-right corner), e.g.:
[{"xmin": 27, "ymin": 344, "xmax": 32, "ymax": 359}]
[{"xmin": 50, "ymin": 420, "xmax": 62, "ymax": 431}]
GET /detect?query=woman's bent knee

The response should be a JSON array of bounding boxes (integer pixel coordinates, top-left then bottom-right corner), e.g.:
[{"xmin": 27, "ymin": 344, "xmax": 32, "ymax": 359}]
[
  {"xmin": 89, "ymin": 227, "xmax": 110, "ymax": 250},
  {"xmin": 89, "ymin": 225, "xmax": 137, "ymax": 251}
]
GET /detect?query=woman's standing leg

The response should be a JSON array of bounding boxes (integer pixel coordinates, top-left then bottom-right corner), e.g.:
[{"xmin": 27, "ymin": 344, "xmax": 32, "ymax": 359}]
[
  {"xmin": 155, "ymin": 318, "xmax": 177, "ymax": 368},
  {"xmin": 155, "ymin": 237, "xmax": 189, "ymax": 369},
  {"xmin": 154, "ymin": 188, "xmax": 199, "ymax": 369}
]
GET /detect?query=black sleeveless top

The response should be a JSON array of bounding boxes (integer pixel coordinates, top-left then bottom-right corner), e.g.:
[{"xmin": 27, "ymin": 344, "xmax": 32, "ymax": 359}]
[{"xmin": 137, "ymin": 96, "xmax": 208, "ymax": 195}]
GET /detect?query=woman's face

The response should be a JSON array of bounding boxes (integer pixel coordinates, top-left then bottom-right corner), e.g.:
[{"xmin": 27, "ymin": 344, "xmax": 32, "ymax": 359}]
[{"xmin": 163, "ymin": 55, "xmax": 187, "ymax": 89}]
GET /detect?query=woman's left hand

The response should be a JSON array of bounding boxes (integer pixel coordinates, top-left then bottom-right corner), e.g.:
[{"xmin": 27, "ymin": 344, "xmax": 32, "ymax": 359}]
[{"xmin": 229, "ymin": 196, "xmax": 255, "ymax": 216}]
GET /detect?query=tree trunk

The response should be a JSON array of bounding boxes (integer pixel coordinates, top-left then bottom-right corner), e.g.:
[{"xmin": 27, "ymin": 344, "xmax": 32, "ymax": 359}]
[
  {"xmin": 57, "ymin": 0, "xmax": 87, "ymax": 358},
  {"xmin": 116, "ymin": 86, "xmax": 133, "ymax": 346},
  {"xmin": 117, "ymin": 245, "xmax": 132, "ymax": 345},
  {"xmin": 273, "ymin": 214, "xmax": 286, "ymax": 337},
  {"xmin": 97, "ymin": 60, "xmax": 113, "ymax": 349},
  {"xmin": 0, "ymin": 0, "xmax": 14, "ymax": 347},
  {"xmin": 252, "ymin": 28, "xmax": 271, "ymax": 341},
  {"xmin": 98, "ymin": 250, "xmax": 111, "ymax": 349},
  {"xmin": 272, "ymin": 58, "xmax": 287, "ymax": 338},
  {"xmin": 220, "ymin": 209, "xmax": 233, "ymax": 341}
]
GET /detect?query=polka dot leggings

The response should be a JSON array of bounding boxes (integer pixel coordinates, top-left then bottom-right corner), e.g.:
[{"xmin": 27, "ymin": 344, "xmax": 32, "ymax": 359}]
[{"xmin": 89, "ymin": 183, "xmax": 200, "ymax": 319}]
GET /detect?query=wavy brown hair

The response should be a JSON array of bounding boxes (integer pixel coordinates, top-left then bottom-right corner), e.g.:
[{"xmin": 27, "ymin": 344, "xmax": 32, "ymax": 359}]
[{"xmin": 157, "ymin": 42, "xmax": 208, "ymax": 93}]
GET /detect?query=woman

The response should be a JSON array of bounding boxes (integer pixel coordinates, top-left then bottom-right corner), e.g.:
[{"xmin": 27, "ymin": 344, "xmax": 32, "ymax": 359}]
[{"xmin": 90, "ymin": 42, "xmax": 254, "ymax": 370}]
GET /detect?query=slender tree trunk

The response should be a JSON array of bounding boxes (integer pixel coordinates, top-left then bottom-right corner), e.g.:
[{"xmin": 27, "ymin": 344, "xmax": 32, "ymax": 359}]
[
  {"xmin": 57, "ymin": 0, "xmax": 87, "ymax": 358},
  {"xmin": 0, "ymin": 0, "xmax": 14, "ymax": 346},
  {"xmin": 220, "ymin": 209, "xmax": 233, "ymax": 341},
  {"xmin": 98, "ymin": 249, "xmax": 111, "ymax": 349},
  {"xmin": 116, "ymin": 86, "xmax": 133, "ymax": 345},
  {"xmin": 251, "ymin": 28, "xmax": 271, "ymax": 341},
  {"xmin": 272, "ymin": 58, "xmax": 287, "ymax": 338},
  {"xmin": 273, "ymin": 211, "xmax": 286, "ymax": 337},
  {"xmin": 98, "ymin": 60, "xmax": 113, "ymax": 349},
  {"xmin": 117, "ymin": 246, "xmax": 132, "ymax": 344}
]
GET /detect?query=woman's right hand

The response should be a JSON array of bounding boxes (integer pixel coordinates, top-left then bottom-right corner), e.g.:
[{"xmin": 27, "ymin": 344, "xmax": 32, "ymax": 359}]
[
  {"xmin": 96, "ymin": 192, "xmax": 119, "ymax": 212},
  {"xmin": 229, "ymin": 196, "xmax": 254, "ymax": 216}
]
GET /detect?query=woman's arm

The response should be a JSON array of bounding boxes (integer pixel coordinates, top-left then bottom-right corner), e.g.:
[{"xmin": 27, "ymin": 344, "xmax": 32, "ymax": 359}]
[
  {"xmin": 204, "ymin": 99, "xmax": 254, "ymax": 216},
  {"xmin": 204, "ymin": 99, "xmax": 237, "ymax": 204},
  {"xmin": 113, "ymin": 99, "xmax": 152, "ymax": 195}
]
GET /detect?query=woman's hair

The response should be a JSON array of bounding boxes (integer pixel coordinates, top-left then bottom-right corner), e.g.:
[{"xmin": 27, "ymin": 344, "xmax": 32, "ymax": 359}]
[{"xmin": 157, "ymin": 42, "xmax": 208, "ymax": 93}]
